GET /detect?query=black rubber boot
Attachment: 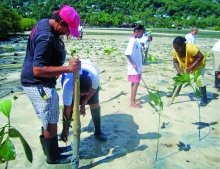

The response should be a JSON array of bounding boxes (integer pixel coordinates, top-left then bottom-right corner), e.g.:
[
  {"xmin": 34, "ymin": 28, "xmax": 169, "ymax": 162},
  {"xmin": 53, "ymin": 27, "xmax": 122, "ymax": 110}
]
[
  {"xmin": 39, "ymin": 135, "xmax": 72, "ymax": 164},
  {"xmin": 91, "ymin": 107, "xmax": 107, "ymax": 141},
  {"xmin": 41, "ymin": 127, "xmax": 72, "ymax": 154},
  {"xmin": 167, "ymin": 85, "xmax": 182, "ymax": 97},
  {"xmin": 199, "ymin": 86, "xmax": 207, "ymax": 106}
]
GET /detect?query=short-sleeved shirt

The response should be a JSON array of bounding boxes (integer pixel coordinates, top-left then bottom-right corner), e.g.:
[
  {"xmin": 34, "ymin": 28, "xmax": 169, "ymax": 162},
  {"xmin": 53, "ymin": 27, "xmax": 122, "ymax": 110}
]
[
  {"xmin": 172, "ymin": 43, "xmax": 206, "ymax": 72},
  {"xmin": 21, "ymin": 19, "xmax": 66, "ymax": 88},
  {"xmin": 185, "ymin": 33, "xmax": 196, "ymax": 44},
  {"xmin": 136, "ymin": 34, "xmax": 149, "ymax": 47},
  {"xmin": 62, "ymin": 59, "xmax": 99, "ymax": 106},
  {"xmin": 125, "ymin": 36, "xmax": 142, "ymax": 75}
]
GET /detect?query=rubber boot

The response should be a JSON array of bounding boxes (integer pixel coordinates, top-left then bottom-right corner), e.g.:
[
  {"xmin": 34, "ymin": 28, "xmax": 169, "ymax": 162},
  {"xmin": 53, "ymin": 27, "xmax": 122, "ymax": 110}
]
[
  {"xmin": 167, "ymin": 85, "xmax": 182, "ymax": 97},
  {"xmin": 39, "ymin": 135, "xmax": 72, "ymax": 164},
  {"xmin": 41, "ymin": 127, "xmax": 72, "ymax": 154},
  {"xmin": 199, "ymin": 86, "xmax": 207, "ymax": 106},
  {"xmin": 90, "ymin": 107, "xmax": 107, "ymax": 141}
]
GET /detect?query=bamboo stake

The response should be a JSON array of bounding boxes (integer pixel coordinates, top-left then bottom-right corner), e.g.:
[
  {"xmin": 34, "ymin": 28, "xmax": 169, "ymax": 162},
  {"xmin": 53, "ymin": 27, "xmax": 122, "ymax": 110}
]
[
  {"xmin": 168, "ymin": 84, "xmax": 181, "ymax": 106},
  {"xmin": 71, "ymin": 55, "xmax": 81, "ymax": 169}
]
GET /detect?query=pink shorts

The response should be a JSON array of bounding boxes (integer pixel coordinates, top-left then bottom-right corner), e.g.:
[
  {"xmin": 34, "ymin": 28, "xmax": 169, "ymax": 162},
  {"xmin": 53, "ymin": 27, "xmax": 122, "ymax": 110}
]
[{"xmin": 128, "ymin": 74, "xmax": 141, "ymax": 82}]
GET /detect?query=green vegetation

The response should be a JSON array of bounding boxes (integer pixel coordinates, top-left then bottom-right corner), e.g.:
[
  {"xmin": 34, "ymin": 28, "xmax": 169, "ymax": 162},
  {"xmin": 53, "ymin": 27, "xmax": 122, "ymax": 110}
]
[
  {"xmin": 0, "ymin": 99, "xmax": 33, "ymax": 167},
  {"xmin": 0, "ymin": 0, "xmax": 220, "ymax": 38}
]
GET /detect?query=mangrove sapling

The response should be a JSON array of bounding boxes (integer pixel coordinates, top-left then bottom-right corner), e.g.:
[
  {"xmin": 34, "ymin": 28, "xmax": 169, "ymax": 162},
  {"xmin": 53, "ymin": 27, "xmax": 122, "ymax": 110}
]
[
  {"xmin": 141, "ymin": 79, "xmax": 163, "ymax": 162},
  {"xmin": 172, "ymin": 72, "xmax": 209, "ymax": 141},
  {"xmin": 103, "ymin": 46, "xmax": 117, "ymax": 61},
  {"xmin": 148, "ymin": 54, "xmax": 159, "ymax": 84},
  {"xmin": 0, "ymin": 99, "xmax": 33, "ymax": 169}
]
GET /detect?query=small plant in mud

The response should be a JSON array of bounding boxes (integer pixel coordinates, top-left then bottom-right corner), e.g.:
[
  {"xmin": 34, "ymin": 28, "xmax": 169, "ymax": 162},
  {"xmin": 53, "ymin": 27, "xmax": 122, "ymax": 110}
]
[
  {"xmin": 114, "ymin": 76, "xmax": 123, "ymax": 80},
  {"xmin": 148, "ymin": 54, "xmax": 159, "ymax": 84},
  {"xmin": 103, "ymin": 46, "xmax": 117, "ymax": 57},
  {"xmin": 172, "ymin": 71, "xmax": 209, "ymax": 141},
  {"xmin": 121, "ymin": 57, "xmax": 126, "ymax": 66},
  {"xmin": 142, "ymin": 79, "xmax": 163, "ymax": 162},
  {"xmin": 71, "ymin": 48, "xmax": 77, "ymax": 55},
  {"xmin": 0, "ymin": 99, "xmax": 33, "ymax": 168}
]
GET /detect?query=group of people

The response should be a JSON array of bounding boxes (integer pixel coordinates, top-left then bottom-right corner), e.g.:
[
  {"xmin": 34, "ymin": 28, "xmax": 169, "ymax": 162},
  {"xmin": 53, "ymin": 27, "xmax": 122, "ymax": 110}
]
[
  {"xmin": 125, "ymin": 26, "xmax": 207, "ymax": 108},
  {"xmin": 20, "ymin": 4, "xmax": 208, "ymax": 165}
]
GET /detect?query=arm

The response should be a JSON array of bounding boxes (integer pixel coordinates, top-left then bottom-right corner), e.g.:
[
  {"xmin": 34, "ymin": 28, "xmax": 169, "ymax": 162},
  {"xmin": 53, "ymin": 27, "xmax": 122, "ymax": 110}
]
[
  {"xmin": 126, "ymin": 55, "xmax": 137, "ymax": 69},
  {"xmin": 33, "ymin": 59, "xmax": 81, "ymax": 77},
  {"xmin": 185, "ymin": 51, "xmax": 204, "ymax": 73},
  {"xmin": 61, "ymin": 104, "xmax": 73, "ymax": 142},
  {"xmin": 80, "ymin": 88, "xmax": 97, "ymax": 116},
  {"xmin": 173, "ymin": 58, "xmax": 182, "ymax": 74}
]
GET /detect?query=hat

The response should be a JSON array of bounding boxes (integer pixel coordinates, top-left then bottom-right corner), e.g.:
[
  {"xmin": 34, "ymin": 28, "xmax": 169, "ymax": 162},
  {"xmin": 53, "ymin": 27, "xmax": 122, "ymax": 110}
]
[{"xmin": 59, "ymin": 5, "xmax": 80, "ymax": 37}]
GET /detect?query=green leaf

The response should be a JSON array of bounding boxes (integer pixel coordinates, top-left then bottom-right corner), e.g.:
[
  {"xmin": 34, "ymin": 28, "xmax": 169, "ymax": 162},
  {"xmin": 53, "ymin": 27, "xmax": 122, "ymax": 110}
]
[
  {"xmin": 56, "ymin": 88, "xmax": 61, "ymax": 91},
  {"xmin": 195, "ymin": 87, "xmax": 201, "ymax": 97},
  {"xmin": 0, "ymin": 127, "xmax": 5, "ymax": 145},
  {"xmin": 9, "ymin": 128, "xmax": 33, "ymax": 163},
  {"xmin": 148, "ymin": 56, "xmax": 157, "ymax": 62},
  {"xmin": 149, "ymin": 92, "xmax": 159, "ymax": 104},
  {"xmin": 149, "ymin": 101, "xmax": 157, "ymax": 110},
  {"xmin": 160, "ymin": 101, "xmax": 163, "ymax": 111},
  {"xmin": 0, "ymin": 99, "xmax": 12, "ymax": 118},
  {"xmin": 182, "ymin": 72, "xmax": 190, "ymax": 83},
  {"xmin": 173, "ymin": 82, "xmax": 184, "ymax": 86},
  {"xmin": 167, "ymin": 86, "xmax": 173, "ymax": 90},
  {"xmin": 183, "ymin": 83, "xmax": 191, "ymax": 88},
  {"xmin": 0, "ymin": 138, "xmax": 16, "ymax": 161},
  {"xmin": 194, "ymin": 71, "xmax": 199, "ymax": 82}
]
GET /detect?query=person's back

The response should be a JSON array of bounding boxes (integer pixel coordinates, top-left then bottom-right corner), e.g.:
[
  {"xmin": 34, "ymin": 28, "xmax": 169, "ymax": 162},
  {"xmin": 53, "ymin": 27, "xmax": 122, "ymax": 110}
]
[{"xmin": 185, "ymin": 28, "xmax": 198, "ymax": 44}]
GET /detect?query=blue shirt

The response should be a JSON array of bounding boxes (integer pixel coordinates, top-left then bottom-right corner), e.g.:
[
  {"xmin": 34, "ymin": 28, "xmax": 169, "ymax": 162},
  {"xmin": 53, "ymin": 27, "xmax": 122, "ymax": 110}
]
[{"xmin": 21, "ymin": 19, "xmax": 66, "ymax": 87}]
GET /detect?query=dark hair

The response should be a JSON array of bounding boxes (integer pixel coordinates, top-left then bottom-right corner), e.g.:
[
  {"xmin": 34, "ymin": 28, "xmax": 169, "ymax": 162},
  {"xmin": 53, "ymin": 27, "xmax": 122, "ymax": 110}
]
[
  {"xmin": 134, "ymin": 24, "xmax": 145, "ymax": 32},
  {"xmin": 173, "ymin": 36, "xmax": 186, "ymax": 46},
  {"xmin": 80, "ymin": 70, "xmax": 92, "ymax": 93},
  {"xmin": 52, "ymin": 10, "xmax": 68, "ymax": 27}
]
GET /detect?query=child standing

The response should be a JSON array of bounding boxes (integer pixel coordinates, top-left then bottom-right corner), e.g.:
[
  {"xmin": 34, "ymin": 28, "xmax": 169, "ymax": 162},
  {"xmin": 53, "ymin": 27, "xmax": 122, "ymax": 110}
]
[{"xmin": 125, "ymin": 24, "xmax": 145, "ymax": 108}]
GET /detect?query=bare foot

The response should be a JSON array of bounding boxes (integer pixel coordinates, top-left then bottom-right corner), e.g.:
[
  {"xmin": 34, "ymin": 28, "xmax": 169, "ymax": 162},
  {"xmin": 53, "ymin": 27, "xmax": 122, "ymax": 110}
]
[
  {"xmin": 130, "ymin": 102, "xmax": 143, "ymax": 108},
  {"xmin": 135, "ymin": 99, "xmax": 142, "ymax": 103},
  {"xmin": 130, "ymin": 99, "xmax": 142, "ymax": 103}
]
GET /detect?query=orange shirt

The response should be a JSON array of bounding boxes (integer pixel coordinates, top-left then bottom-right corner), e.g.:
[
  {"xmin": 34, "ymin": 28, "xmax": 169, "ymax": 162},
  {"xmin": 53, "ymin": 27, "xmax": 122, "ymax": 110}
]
[{"xmin": 172, "ymin": 43, "xmax": 206, "ymax": 72}]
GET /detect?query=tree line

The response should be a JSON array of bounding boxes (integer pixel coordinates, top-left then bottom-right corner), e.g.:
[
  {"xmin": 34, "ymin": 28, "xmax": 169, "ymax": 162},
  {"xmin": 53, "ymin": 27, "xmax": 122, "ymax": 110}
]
[{"xmin": 0, "ymin": 0, "xmax": 220, "ymax": 38}]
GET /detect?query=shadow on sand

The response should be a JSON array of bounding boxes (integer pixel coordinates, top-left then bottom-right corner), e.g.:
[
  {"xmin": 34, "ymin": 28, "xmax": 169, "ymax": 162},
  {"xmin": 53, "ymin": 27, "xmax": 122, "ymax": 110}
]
[{"xmin": 77, "ymin": 113, "xmax": 160, "ymax": 168}]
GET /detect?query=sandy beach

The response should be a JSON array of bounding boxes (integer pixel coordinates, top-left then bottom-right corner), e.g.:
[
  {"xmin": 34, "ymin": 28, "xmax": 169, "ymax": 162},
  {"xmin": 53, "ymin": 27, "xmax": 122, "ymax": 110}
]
[{"xmin": 0, "ymin": 29, "xmax": 220, "ymax": 169}]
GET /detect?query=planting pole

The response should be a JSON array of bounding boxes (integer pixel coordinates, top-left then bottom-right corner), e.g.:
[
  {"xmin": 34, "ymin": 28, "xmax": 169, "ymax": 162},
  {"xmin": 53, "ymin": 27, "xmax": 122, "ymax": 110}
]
[
  {"xmin": 71, "ymin": 55, "xmax": 81, "ymax": 169},
  {"xmin": 168, "ymin": 84, "xmax": 181, "ymax": 106}
]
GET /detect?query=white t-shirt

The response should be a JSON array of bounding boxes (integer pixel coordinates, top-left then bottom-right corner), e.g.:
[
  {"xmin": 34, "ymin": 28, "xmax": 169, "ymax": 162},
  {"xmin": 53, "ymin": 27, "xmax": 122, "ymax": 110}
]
[
  {"xmin": 125, "ymin": 36, "xmax": 142, "ymax": 75},
  {"xmin": 78, "ymin": 25, "xmax": 83, "ymax": 32},
  {"xmin": 185, "ymin": 33, "xmax": 196, "ymax": 44},
  {"xmin": 212, "ymin": 40, "xmax": 220, "ymax": 52},
  {"xmin": 62, "ymin": 59, "xmax": 99, "ymax": 106},
  {"xmin": 136, "ymin": 34, "xmax": 149, "ymax": 48}
]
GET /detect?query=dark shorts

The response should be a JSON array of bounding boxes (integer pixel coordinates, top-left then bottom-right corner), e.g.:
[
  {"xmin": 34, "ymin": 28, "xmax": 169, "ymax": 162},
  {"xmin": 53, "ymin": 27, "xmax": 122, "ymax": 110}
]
[{"xmin": 80, "ymin": 87, "xmax": 99, "ymax": 105}]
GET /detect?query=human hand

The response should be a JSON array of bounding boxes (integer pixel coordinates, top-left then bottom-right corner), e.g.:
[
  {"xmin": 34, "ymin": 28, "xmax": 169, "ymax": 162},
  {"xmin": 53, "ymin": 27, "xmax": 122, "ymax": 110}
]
[
  {"xmin": 60, "ymin": 130, "xmax": 69, "ymax": 143},
  {"xmin": 185, "ymin": 67, "xmax": 193, "ymax": 74},
  {"xmin": 80, "ymin": 104, "xmax": 86, "ymax": 117},
  {"xmin": 68, "ymin": 59, "xmax": 81, "ymax": 72}
]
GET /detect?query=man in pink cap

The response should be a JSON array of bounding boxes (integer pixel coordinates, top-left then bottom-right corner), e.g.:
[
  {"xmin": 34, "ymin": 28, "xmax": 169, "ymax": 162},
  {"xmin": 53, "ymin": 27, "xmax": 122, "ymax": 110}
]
[{"xmin": 21, "ymin": 5, "xmax": 81, "ymax": 164}]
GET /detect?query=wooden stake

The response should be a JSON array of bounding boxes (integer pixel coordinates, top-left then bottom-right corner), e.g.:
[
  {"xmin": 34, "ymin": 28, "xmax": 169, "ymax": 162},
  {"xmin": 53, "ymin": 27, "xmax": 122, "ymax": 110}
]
[
  {"xmin": 71, "ymin": 55, "xmax": 81, "ymax": 169},
  {"xmin": 168, "ymin": 84, "xmax": 181, "ymax": 106}
]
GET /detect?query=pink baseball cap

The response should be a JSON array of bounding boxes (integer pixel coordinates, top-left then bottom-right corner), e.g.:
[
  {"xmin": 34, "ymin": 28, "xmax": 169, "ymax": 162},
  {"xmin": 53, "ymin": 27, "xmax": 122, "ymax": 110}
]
[{"xmin": 59, "ymin": 5, "xmax": 80, "ymax": 37}]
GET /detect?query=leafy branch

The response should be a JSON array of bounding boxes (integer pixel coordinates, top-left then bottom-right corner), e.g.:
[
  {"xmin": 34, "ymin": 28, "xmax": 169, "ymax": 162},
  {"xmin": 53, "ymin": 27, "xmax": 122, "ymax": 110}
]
[{"xmin": 0, "ymin": 99, "xmax": 33, "ymax": 168}]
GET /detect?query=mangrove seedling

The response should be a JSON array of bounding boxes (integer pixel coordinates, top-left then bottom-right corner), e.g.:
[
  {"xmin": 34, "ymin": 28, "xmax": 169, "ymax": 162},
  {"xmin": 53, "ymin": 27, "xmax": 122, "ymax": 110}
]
[
  {"xmin": 172, "ymin": 71, "xmax": 209, "ymax": 141},
  {"xmin": 0, "ymin": 99, "xmax": 33, "ymax": 168},
  {"xmin": 104, "ymin": 46, "xmax": 117, "ymax": 57},
  {"xmin": 142, "ymin": 79, "xmax": 163, "ymax": 162},
  {"xmin": 148, "ymin": 54, "xmax": 159, "ymax": 84}
]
